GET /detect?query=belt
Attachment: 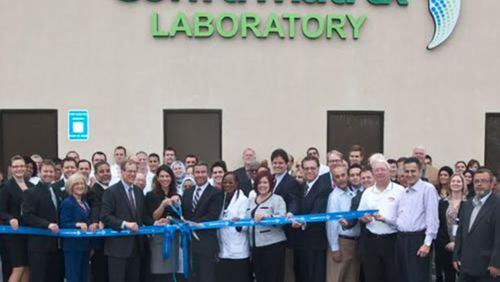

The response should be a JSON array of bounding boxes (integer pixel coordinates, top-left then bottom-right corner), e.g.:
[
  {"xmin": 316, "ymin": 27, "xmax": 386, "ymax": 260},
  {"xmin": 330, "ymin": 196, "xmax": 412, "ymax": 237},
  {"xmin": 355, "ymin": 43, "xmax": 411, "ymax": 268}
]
[
  {"xmin": 365, "ymin": 230, "xmax": 397, "ymax": 239},
  {"xmin": 397, "ymin": 230, "xmax": 426, "ymax": 237},
  {"xmin": 339, "ymin": 235, "xmax": 358, "ymax": 241}
]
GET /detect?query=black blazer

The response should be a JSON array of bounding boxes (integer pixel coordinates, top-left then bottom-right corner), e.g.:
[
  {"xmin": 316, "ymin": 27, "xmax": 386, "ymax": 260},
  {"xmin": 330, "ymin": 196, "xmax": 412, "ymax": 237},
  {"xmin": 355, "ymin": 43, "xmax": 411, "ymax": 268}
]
[
  {"xmin": 52, "ymin": 179, "xmax": 69, "ymax": 199},
  {"xmin": 181, "ymin": 183, "xmax": 222, "ymax": 256},
  {"xmin": 0, "ymin": 178, "xmax": 34, "ymax": 223},
  {"xmin": 318, "ymin": 172, "xmax": 334, "ymax": 190},
  {"xmin": 234, "ymin": 167, "xmax": 252, "ymax": 196},
  {"xmin": 454, "ymin": 194, "xmax": 500, "ymax": 276},
  {"xmin": 274, "ymin": 173, "xmax": 301, "ymax": 215},
  {"xmin": 344, "ymin": 188, "xmax": 364, "ymax": 230},
  {"xmin": 22, "ymin": 182, "xmax": 64, "ymax": 253},
  {"xmin": 101, "ymin": 181, "xmax": 153, "ymax": 258},
  {"xmin": 293, "ymin": 177, "xmax": 332, "ymax": 250},
  {"xmin": 436, "ymin": 199, "xmax": 464, "ymax": 250},
  {"xmin": 87, "ymin": 182, "xmax": 106, "ymax": 224}
]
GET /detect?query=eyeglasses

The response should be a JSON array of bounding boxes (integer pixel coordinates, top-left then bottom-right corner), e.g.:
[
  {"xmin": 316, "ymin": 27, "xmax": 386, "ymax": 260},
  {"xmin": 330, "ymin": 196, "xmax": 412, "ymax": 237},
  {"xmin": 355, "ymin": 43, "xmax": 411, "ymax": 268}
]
[
  {"xmin": 473, "ymin": 179, "xmax": 491, "ymax": 185},
  {"xmin": 303, "ymin": 167, "xmax": 317, "ymax": 171}
]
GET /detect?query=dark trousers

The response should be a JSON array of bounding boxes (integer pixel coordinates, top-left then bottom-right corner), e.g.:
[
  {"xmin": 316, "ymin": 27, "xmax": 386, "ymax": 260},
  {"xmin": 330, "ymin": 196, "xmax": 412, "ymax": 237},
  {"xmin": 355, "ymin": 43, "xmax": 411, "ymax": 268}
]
[
  {"xmin": 188, "ymin": 252, "xmax": 217, "ymax": 282},
  {"xmin": 360, "ymin": 231, "xmax": 397, "ymax": 282},
  {"xmin": 64, "ymin": 250, "xmax": 90, "ymax": 282},
  {"xmin": 435, "ymin": 246, "xmax": 457, "ymax": 282},
  {"xmin": 29, "ymin": 251, "xmax": 64, "ymax": 282},
  {"xmin": 253, "ymin": 241, "xmax": 286, "ymax": 282},
  {"xmin": 0, "ymin": 239, "xmax": 12, "ymax": 281},
  {"xmin": 396, "ymin": 231, "xmax": 432, "ymax": 282},
  {"xmin": 216, "ymin": 258, "xmax": 251, "ymax": 282},
  {"xmin": 152, "ymin": 274, "xmax": 186, "ymax": 282},
  {"xmin": 91, "ymin": 249, "xmax": 108, "ymax": 282},
  {"xmin": 108, "ymin": 255, "xmax": 141, "ymax": 282},
  {"xmin": 459, "ymin": 273, "xmax": 500, "ymax": 282},
  {"xmin": 294, "ymin": 248, "xmax": 326, "ymax": 282}
]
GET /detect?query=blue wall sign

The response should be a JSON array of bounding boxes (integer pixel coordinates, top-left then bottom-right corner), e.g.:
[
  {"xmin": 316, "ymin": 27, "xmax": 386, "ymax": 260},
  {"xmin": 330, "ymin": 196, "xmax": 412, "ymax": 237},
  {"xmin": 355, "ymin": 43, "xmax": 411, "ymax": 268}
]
[{"xmin": 68, "ymin": 110, "xmax": 89, "ymax": 141}]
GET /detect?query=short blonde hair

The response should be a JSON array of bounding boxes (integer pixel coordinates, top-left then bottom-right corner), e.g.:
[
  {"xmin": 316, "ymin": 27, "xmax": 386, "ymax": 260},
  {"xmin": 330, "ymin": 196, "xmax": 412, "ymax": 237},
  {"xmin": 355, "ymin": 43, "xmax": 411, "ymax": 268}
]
[{"xmin": 65, "ymin": 173, "xmax": 87, "ymax": 195}]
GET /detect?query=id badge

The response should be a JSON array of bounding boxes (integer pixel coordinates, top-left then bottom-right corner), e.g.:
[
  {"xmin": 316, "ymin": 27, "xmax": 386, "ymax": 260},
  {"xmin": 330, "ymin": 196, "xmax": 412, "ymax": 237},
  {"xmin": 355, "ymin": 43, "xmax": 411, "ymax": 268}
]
[{"xmin": 452, "ymin": 224, "xmax": 458, "ymax": 237}]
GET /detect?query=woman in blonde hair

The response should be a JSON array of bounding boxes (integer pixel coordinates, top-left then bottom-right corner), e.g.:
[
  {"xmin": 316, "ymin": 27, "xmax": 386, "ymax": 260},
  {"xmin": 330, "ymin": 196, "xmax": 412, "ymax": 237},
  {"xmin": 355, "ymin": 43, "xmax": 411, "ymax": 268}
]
[
  {"xmin": 60, "ymin": 173, "xmax": 93, "ymax": 282},
  {"xmin": 435, "ymin": 173, "xmax": 467, "ymax": 282}
]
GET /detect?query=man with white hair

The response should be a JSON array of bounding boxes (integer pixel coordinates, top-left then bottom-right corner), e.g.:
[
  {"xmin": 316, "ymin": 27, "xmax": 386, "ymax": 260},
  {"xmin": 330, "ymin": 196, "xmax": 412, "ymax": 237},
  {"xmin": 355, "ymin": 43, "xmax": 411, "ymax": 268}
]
[
  {"xmin": 412, "ymin": 146, "xmax": 439, "ymax": 186},
  {"xmin": 357, "ymin": 154, "xmax": 405, "ymax": 282},
  {"xmin": 234, "ymin": 148, "xmax": 257, "ymax": 192}
]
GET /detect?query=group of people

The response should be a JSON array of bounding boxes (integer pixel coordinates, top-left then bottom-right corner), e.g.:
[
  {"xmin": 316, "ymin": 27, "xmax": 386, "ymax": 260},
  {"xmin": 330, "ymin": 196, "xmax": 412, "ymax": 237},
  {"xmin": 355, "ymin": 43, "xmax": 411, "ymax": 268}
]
[{"xmin": 0, "ymin": 144, "xmax": 499, "ymax": 282}]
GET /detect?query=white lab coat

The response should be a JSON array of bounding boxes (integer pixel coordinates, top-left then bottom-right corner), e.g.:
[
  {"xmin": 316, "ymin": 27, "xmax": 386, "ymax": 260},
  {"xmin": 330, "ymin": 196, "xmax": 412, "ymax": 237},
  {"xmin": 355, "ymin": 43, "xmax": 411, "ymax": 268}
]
[{"xmin": 217, "ymin": 191, "xmax": 250, "ymax": 259}]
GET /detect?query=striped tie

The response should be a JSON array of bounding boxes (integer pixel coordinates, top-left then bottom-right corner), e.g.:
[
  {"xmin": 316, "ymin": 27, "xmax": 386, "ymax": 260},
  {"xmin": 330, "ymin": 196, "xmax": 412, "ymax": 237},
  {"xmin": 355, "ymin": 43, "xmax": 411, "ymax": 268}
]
[{"xmin": 192, "ymin": 187, "xmax": 202, "ymax": 212}]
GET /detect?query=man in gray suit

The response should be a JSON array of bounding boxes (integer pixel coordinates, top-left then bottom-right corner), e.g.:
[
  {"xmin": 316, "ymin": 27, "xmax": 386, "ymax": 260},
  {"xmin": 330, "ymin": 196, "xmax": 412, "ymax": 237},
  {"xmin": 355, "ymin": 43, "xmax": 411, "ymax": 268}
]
[{"xmin": 453, "ymin": 167, "xmax": 500, "ymax": 281}]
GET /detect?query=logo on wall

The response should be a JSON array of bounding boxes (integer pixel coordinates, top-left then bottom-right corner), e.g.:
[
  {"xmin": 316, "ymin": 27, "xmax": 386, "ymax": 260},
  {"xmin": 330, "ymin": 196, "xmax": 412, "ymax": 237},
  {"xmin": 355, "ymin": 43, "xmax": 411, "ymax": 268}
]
[{"xmin": 427, "ymin": 0, "xmax": 461, "ymax": 49}]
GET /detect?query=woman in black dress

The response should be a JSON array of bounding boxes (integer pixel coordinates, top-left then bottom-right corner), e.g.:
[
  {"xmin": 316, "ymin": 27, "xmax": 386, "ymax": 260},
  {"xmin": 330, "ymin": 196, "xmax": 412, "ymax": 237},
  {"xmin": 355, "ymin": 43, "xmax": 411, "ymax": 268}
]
[
  {"xmin": 0, "ymin": 155, "xmax": 34, "ymax": 282},
  {"xmin": 145, "ymin": 164, "xmax": 183, "ymax": 282}
]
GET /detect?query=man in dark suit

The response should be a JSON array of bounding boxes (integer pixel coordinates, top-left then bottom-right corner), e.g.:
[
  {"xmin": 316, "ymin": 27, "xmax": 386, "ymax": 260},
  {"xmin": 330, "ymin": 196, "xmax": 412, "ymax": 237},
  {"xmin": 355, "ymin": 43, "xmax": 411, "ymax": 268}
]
[
  {"xmin": 234, "ymin": 148, "xmax": 256, "ymax": 194},
  {"xmin": 87, "ymin": 161, "xmax": 111, "ymax": 282},
  {"xmin": 293, "ymin": 156, "xmax": 332, "ymax": 282},
  {"xmin": 453, "ymin": 167, "xmax": 500, "ymax": 281},
  {"xmin": 101, "ymin": 159, "xmax": 155, "ymax": 282},
  {"xmin": 271, "ymin": 149, "xmax": 301, "ymax": 282},
  {"xmin": 51, "ymin": 157, "xmax": 78, "ymax": 199},
  {"xmin": 22, "ymin": 159, "xmax": 64, "ymax": 282},
  {"xmin": 181, "ymin": 162, "xmax": 223, "ymax": 282}
]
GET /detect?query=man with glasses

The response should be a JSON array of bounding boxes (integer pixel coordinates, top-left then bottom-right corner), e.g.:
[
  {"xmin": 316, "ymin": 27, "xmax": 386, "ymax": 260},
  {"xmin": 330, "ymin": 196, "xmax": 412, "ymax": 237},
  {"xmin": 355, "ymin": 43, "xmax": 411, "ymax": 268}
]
[
  {"xmin": 320, "ymin": 150, "xmax": 345, "ymax": 190},
  {"xmin": 293, "ymin": 156, "xmax": 332, "ymax": 282},
  {"xmin": 306, "ymin": 147, "xmax": 330, "ymax": 175},
  {"xmin": 101, "ymin": 159, "xmax": 156, "ymax": 282},
  {"xmin": 453, "ymin": 167, "xmax": 500, "ymax": 281}
]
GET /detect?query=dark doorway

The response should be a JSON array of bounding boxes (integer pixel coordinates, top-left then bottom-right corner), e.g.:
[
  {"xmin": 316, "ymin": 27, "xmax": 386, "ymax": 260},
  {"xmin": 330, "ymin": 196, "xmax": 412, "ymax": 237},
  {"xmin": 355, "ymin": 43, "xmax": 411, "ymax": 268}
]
[
  {"xmin": 485, "ymin": 113, "xmax": 500, "ymax": 176},
  {"xmin": 327, "ymin": 111, "xmax": 384, "ymax": 160},
  {"xmin": 0, "ymin": 110, "xmax": 58, "ymax": 175},
  {"xmin": 163, "ymin": 110, "xmax": 222, "ymax": 165}
]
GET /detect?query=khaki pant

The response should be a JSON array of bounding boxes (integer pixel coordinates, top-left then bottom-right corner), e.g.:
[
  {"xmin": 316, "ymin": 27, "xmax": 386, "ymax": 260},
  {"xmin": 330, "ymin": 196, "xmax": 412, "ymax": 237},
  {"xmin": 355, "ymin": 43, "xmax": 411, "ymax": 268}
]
[{"xmin": 326, "ymin": 237, "xmax": 360, "ymax": 282}]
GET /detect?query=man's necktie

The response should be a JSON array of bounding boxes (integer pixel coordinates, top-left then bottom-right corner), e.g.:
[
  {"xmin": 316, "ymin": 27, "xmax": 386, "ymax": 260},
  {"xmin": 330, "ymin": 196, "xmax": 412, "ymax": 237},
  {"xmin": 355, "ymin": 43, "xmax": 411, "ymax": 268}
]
[
  {"xmin": 127, "ymin": 187, "xmax": 136, "ymax": 212},
  {"xmin": 49, "ymin": 187, "xmax": 58, "ymax": 209},
  {"xmin": 192, "ymin": 187, "xmax": 202, "ymax": 212}
]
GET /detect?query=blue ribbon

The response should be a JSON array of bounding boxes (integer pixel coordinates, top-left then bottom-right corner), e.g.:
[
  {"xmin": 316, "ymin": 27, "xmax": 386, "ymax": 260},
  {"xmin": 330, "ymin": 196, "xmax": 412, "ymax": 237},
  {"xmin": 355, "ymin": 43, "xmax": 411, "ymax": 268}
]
[{"xmin": 0, "ymin": 209, "xmax": 377, "ymax": 279}]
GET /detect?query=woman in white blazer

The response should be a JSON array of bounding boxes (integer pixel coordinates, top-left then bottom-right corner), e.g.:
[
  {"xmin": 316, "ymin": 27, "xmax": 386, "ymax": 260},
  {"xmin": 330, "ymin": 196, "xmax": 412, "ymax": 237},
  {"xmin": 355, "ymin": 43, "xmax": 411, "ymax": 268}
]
[{"xmin": 216, "ymin": 172, "xmax": 251, "ymax": 282}]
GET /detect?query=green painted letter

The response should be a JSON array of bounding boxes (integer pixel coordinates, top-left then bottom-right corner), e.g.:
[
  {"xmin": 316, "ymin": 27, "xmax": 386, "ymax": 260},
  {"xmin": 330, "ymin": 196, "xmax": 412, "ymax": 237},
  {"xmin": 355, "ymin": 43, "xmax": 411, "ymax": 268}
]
[
  {"xmin": 282, "ymin": 13, "xmax": 300, "ymax": 39},
  {"xmin": 170, "ymin": 12, "xmax": 193, "ymax": 37},
  {"xmin": 263, "ymin": 13, "xmax": 285, "ymax": 38},
  {"xmin": 325, "ymin": 14, "xmax": 346, "ymax": 39},
  {"xmin": 241, "ymin": 13, "xmax": 262, "ymax": 38},
  {"xmin": 194, "ymin": 13, "xmax": 214, "ymax": 37},
  {"xmin": 346, "ymin": 14, "xmax": 366, "ymax": 39},
  {"xmin": 216, "ymin": 13, "xmax": 239, "ymax": 38},
  {"xmin": 150, "ymin": 12, "xmax": 169, "ymax": 37},
  {"xmin": 301, "ymin": 14, "xmax": 324, "ymax": 39}
]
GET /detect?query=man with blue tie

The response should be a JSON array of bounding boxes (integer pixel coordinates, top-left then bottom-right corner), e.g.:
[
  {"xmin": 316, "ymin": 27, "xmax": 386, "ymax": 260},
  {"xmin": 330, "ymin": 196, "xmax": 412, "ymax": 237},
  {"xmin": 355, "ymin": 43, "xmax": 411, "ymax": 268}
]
[{"xmin": 101, "ymin": 159, "xmax": 155, "ymax": 282}]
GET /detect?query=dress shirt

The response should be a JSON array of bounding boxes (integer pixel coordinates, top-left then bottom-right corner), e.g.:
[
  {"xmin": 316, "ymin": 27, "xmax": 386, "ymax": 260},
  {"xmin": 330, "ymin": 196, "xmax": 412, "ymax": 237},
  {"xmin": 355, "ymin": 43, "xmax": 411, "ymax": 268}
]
[
  {"xmin": 395, "ymin": 179, "xmax": 439, "ymax": 246},
  {"xmin": 357, "ymin": 182, "xmax": 405, "ymax": 235},
  {"xmin": 469, "ymin": 191, "xmax": 493, "ymax": 231},
  {"xmin": 326, "ymin": 187, "xmax": 360, "ymax": 252},
  {"xmin": 319, "ymin": 164, "xmax": 330, "ymax": 176},
  {"xmin": 109, "ymin": 164, "xmax": 121, "ymax": 186},
  {"xmin": 144, "ymin": 171, "xmax": 154, "ymax": 195},
  {"xmin": 274, "ymin": 172, "xmax": 287, "ymax": 191},
  {"xmin": 193, "ymin": 181, "xmax": 209, "ymax": 203},
  {"xmin": 120, "ymin": 180, "xmax": 136, "ymax": 229},
  {"xmin": 305, "ymin": 175, "xmax": 320, "ymax": 196}
]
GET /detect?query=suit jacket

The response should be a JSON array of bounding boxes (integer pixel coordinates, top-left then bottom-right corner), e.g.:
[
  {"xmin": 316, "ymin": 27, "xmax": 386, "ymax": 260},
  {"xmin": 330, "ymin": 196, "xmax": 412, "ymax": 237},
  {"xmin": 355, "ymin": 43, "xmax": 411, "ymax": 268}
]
[
  {"xmin": 181, "ymin": 183, "xmax": 222, "ymax": 255},
  {"xmin": 87, "ymin": 182, "xmax": 106, "ymax": 224},
  {"xmin": 234, "ymin": 167, "xmax": 252, "ymax": 196},
  {"xmin": 101, "ymin": 181, "xmax": 153, "ymax": 258},
  {"xmin": 52, "ymin": 179, "xmax": 69, "ymax": 199},
  {"xmin": 22, "ymin": 182, "xmax": 64, "ymax": 253},
  {"xmin": 0, "ymin": 178, "xmax": 34, "ymax": 223},
  {"xmin": 60, "ymin": 196, "xmax": 91, "ymax": 251},
  {"xmin": 454, "ymin": 194, "xmax": 500, "ymax": 276},
  {"xmin": 344, "ymin": 188, "xmax": 364, "ymax": 230},
  {"xmin": 319, "ymin": 172, "xmax": 334, "ymax": 190},
  {"xmin": 293, "ymin": 176, "xmax": 332, "ymax": 250}
]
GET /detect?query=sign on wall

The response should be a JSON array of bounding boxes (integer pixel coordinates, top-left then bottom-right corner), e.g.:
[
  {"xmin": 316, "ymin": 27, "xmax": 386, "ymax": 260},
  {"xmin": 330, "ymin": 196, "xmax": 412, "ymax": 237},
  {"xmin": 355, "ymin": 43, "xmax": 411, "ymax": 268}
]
[{"xmin": 68, "ymin": 109, "xmax": 89, "ymax": 141}]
